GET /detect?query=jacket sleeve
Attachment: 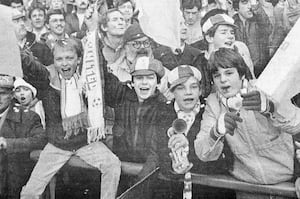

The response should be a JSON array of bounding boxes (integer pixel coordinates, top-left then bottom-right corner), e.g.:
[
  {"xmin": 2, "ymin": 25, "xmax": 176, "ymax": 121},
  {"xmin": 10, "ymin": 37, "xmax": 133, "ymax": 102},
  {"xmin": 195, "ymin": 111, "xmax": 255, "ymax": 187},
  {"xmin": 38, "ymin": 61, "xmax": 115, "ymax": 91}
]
[
  {"xmin": 21, "ymin": 49, "xmax": 50, "ymax": 89},
  {"xmin": 194, "ymin": 96, "xmax": 224, "ymax": 162},
  {"xmin": 6, "ymin": 113, "xmax": 47, "ymax": 153}
]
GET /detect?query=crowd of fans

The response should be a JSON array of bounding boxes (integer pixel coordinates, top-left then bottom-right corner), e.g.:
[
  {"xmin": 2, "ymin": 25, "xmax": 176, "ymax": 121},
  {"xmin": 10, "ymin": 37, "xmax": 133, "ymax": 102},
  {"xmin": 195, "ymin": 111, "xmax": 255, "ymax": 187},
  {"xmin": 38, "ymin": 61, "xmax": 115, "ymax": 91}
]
[{"xmin": 1, "ymin": 0, "xmax": 300, "ymax": 198}]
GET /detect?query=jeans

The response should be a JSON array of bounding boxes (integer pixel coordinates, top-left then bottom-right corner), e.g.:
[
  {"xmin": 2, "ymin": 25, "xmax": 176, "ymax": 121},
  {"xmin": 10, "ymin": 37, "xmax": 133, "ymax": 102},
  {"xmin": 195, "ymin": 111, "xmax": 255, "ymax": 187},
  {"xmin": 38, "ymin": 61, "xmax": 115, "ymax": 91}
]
[{"xmin": 20, "ymin": 142, "xmax": 121, "ymax": 199}]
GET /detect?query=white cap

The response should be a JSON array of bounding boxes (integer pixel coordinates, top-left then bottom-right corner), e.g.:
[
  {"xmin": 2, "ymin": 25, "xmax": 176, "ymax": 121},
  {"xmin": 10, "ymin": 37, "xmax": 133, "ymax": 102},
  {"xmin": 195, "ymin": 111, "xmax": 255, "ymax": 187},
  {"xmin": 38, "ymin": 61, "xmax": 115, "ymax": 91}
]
[{"xmin": 14, "ymin": 78, "xmax": 37, "ymax": 97}]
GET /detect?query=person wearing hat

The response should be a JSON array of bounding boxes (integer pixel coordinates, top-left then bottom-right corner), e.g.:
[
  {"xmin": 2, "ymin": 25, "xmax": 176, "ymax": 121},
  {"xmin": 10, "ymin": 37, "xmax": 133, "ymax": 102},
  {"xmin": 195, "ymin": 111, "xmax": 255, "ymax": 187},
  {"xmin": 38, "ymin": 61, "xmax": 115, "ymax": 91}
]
[
  {"xmin": 153, "ymin": 65, "xmax": 234, "ymax": 199},
  {"xmin": 0, "ymin": 74, "xmax": 46, "ymax": 199},
  {"xmin": 12, "ymin": 7, "xmax": 53, "ymax": 66},
  {"xmin": 13, "ymin": 78, "xmax": 45, "ymax": 129},
  {"xmin": 103, "ymin": 56, "xmax": 166, "ymax": 195},
  {"xmin": 200, "ymin": 8, "xmax": 255, "ymax": 78}
]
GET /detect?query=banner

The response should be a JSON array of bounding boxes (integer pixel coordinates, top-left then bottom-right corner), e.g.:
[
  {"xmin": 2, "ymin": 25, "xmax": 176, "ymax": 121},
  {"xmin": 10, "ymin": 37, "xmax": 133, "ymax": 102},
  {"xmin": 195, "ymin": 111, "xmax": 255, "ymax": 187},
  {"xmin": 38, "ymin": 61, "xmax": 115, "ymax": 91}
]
[
  {"xmin": 0, "ymin": 5, "xmax": 22, "ymax": 77},
  {"xmin": 136, "ymin": 0, "xmax": 183, "ymax": 49}
]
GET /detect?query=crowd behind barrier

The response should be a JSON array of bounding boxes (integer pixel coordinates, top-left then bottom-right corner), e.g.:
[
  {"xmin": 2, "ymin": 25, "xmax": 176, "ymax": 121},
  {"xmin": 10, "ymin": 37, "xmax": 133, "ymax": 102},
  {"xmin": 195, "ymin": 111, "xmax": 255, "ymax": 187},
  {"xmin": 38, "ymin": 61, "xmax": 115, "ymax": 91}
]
[{"xmin": 1, "ymin": 0, "xmax": 300, "ymax": 198}]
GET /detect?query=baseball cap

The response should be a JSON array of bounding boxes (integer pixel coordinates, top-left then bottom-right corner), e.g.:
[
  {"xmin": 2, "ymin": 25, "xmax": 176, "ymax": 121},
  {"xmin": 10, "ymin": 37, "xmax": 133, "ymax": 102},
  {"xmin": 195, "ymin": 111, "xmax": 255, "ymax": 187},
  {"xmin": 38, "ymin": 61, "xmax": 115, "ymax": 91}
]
[
  {"xmin": 131, "ymin": 56, "xmax": 165, "ymax": 78},
  {"xmin": 11, "ymin": 8, "xmax": 25, "ymax": 20},
  {"xmin": 202, "ymin": 14, "xmax": 237, "ymax": 34},
  {"xmin": 0, "ymin": 74, "xmax": 14, "ymax": 92},
  {"xmin": 167, "ymin": 65, "xmax": 202, "ymax": 90},
  {"xmin": 14, "ymin": 78, "xmax": 37, "ymax": 97},
  {"xmin": 123, "ymin": 23, "xmax": 146, "ymax": 43}
]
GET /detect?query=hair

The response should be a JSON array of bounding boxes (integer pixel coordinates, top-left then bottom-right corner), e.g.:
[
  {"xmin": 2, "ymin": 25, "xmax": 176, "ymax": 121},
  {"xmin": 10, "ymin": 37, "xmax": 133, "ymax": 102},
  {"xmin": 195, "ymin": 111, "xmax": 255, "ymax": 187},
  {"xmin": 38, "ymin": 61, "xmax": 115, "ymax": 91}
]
[
  {"xmin": 182, "ymin": 0, "xmax": 201, "ymax": 10},
  {"xmin": 131, "ymin": 74, "xmax": 161, "ymax": 84},
  {"xmin": 208, "ymin": 48, "xmax": 253, "ymax": 80},
  {"xmin": 45, "ymin": 9, "xmax": 65, "ymax": 24},
  {"xmin": 28, "ymin": 3, "xmax": 46, "ymax": 19},
  {"xmin": 99, "ymin": 8, "xmax": 122, "ymax": 36},
  {"xmin": 52, "ymin": 38, "xmax": 83, "ymax": 58},
  {"xmin": 201, "ymin": 8, "xmax": 228, "ymax": 37},
  {"xmin": 116, "ymin": 0, "xmax": 134, "ymax": 8},
  {"xmin": 10, "ymin": 0, "xmax": 23, "ymax": 5},
  {"xmin": 232, "ymin": 0, "xmax": 248, "ymax": 10}
]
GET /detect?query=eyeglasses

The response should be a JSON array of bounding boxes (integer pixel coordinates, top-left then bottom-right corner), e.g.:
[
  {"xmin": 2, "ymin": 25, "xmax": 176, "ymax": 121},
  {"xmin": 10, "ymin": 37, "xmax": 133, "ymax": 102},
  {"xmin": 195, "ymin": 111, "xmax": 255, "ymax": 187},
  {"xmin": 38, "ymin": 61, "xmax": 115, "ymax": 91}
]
[{"xmin": 128, "ymin": 40, "xmax": 151, "ymax": 49}]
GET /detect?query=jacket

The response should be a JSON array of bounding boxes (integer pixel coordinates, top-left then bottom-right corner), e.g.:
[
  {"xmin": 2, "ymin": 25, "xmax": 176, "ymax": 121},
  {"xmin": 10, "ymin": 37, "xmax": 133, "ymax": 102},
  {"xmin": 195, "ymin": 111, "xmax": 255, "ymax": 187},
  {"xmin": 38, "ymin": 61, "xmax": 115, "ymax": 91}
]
[
  {"xmin": 153, "ymin": 44, "xmax": 212, "ymax": 98},
  {"xmin": 194, "ymin": 84, "xmax": 297, "ymax": 184},
  {"xmin": 65, "ymin": 13, "xmax": 88, "ymax": 39},
  {"xmin": 233, "ymin": 5, "xmax": 272, "ymax": 77},
  {"xmin": 155, "ymin": 101, "xmax": 231, "ymax": 179},
  {"xmin": 0, "ymin": 105, "xmax": 46, "ymax": 198},
  {"xmin": 25, "ymin": 31, "xmax": 53, "ymax": 66},
  {"xmin": 104, "ymin": 69, "xmax": 166, "ymax": 180}
]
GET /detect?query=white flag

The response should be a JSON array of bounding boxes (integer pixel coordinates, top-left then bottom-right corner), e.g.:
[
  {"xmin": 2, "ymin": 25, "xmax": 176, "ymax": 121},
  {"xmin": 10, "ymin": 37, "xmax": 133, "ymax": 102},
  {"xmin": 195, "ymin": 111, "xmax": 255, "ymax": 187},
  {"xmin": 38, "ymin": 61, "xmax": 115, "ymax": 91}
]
[
  {"xmin": 136, "ymin": 0, "xmax": 183, "ymax": 49},
  {"xmin": 256, "ymin": 18, "xmax": 300, "ymax": 104},
  {"xmin": 0, "ymin": 5, "xmax": 22, "ymax": 77}
]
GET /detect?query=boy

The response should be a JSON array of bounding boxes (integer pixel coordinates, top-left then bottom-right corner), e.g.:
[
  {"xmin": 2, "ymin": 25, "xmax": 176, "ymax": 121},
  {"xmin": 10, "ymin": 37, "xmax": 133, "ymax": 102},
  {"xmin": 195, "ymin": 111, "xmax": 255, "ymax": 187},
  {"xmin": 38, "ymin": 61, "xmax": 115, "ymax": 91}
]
[
  {"xmin": 153, "ymin": 65, "xmax": 233, "ymax": 199},
  {"xmin": 14, "ymin": 78, "xmax": 45, "ymax": 128},
  {"xmin": 200, "ymin": 9, "xmax": 255, "ymax": 78},
  {"xmin": 20, "ymin": 38, "xmax": 121, "ymax": 199},
  {"xmin": 0, "ymin": 74, "xmax": 46, "ymax": 199},
  {"xmin": 194, "ymin": 48, "xmax": 299, "ymax": 198}
]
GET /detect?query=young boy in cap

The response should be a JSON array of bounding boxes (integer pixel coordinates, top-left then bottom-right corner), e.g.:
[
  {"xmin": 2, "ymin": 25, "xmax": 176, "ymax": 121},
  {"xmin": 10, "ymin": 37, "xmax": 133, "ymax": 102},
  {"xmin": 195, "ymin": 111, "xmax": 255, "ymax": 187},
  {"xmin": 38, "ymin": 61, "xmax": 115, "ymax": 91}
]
[
  {"xmin": 0, "ymin": 74, "xmax": 46, "ymax": 199},
  {"xmin": 200, "ymin": 9, "xmax": 255, "ymax": 78},
  {"xmin": 13, "ymin": 78, "xmax": 45, "ymax": 128},
  {"xmin": 153, "ymin": 65, "xmax": 234, "ymax": 199},
  {"xmin": 20, "ymin": 38, "xmax": 121, "ymax": 199},
  {"xmin": 194, "ymin": 48, "xmax": 299, "ymax": 198}
]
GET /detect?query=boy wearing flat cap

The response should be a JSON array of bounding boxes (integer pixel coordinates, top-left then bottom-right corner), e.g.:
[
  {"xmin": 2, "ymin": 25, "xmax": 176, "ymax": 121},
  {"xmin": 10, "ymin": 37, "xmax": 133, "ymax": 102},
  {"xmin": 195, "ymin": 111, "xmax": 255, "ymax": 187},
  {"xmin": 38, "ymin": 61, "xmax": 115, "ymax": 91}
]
[
  {"xmin": 0, "ymin": 74, "xmax": 46, "ymax": 199},
  {"xmin": 153, "ymin": 65, "xmax": 233, "ymax": 199}
]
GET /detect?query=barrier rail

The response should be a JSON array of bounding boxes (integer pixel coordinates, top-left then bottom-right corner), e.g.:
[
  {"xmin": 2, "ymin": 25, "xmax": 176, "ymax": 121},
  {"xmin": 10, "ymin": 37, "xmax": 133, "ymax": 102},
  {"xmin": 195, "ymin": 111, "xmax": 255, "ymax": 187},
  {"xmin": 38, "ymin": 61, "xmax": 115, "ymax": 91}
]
[{"xmin": 30, "ymin": 150, "xmax": 297, "ymax": 199}]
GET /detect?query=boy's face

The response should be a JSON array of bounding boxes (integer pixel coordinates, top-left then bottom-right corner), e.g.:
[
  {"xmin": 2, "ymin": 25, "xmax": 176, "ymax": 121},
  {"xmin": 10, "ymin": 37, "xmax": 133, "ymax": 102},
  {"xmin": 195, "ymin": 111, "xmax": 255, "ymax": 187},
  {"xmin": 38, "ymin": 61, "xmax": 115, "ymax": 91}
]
[
  {"xmin": 54, "ymin": 48, "xmax": 79, "ymax": 80},
  {"xmin": 132, "ymin": 73, "xmax": 157, "ymax": 102},
  {"xmin": 31, "ymin": 9, "xmax": 46, "ymax": 29},
  {"xmin": 118, "ymin": 2, "xmax": 134, "ymax": 20},
  {"xmin": 48, "ymin": 14, "xmax": 65, "ymax": 36},
  {"xmin": 173, "ymin": 76, "xmax": 201, "ymax": 112},
  {"xmin": 183, "ymin": 7, "xmax": 199, "ymax": 25},
  {"xmin": 206, "ymin": 24, "xmax": 235, "ymax": 50},
  {"xmin": 213, "ymin": 67, "xmax": 243, "ymax": 98},
  {"xmin": 0, "ymin": 90, "xmax": 12, "ymax": 113},
  {"xmin": 103, "ymin": 11, "xmax": 126, "ymax": 37},
  {"xmin": 14, "ymin": 86, "xmax": 34, "ymax": 106},
  {"xmin": 238, "ymin": 0, "xmax": 253, "ymax": 20}
]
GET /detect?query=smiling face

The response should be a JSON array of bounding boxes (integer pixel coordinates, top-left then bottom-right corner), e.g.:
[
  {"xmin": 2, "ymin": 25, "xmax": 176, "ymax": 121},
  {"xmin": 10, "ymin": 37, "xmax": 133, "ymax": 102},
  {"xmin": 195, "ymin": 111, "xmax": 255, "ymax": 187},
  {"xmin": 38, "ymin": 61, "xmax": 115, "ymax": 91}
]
[
  {"xmin": 132, "ymin": 73, "xmax": 157, "ymax": 102},
  {"xmin": 30, "ymin": 9, "xmax": 46, "ymax": 29},
  {"xmin": 206, "ymin": 24, "xmax": 235, "ymax": 50},
  {"xmin": 172, "ymin": 76, "xmax": 201, "ymax": 112},
  {"xmin": 14, "ymin": 86, "xmax": 34, "ymax": 106},
  {"xmin": 48, "ymin": 14, "xmax": 65, "ymax": 36},
  {"xmin": 53, "ymin": 47, "xmax": 79, "ymax": 80},
  {"xmin": 212, "ymin": 67, "xmax": 243, "ymax": 98},
  {"xmin": 103, "ymin": 11, "xmax": 126, "ymax": 37}
]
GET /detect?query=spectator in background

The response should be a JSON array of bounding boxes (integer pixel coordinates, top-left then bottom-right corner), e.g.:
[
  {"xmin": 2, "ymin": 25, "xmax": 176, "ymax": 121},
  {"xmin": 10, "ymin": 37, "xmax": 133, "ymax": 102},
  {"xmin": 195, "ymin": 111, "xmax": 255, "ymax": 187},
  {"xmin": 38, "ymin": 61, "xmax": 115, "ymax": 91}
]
[
  {"xmin": 49, "ymin": 0, "xmax": 64, "ymax": 10},
  {"xmin": 28, "ymin": 4, "xmax": 48, "ymax": 42},
  {"xmin": 65, "ymin": 0, "xmax": 89, "ymax": 39},
  {"xmin": 12, "ymin": 8, "xmax": 53, "ymax": 66},
  {"xmin": 153, "ymin": 19, "xmax": 212, "ymax": 98},
  {"xmin": 10, "ymin": 0, "xmax": 26, "ymax": 16},
  {"xmin": 0, "ymin": 74, "xmax": 46, "ymax": 199},
  {"xmin": 41, "ymin": 9, "xmax": 69, "ymax": 50},
  {"xmin": 232, "ymin": 0, "xmax": 272, "ymax": 77},
  {"xmin": 116, "ymin": 0, "xmax": 136, "ymax": 28},
  {"xmin": 182, "ymin": 0, "xmax": 204, "ymax": 45},
  {"xmin": 200, "ymin": 9, "xmax": 255, "ymax": 78}
]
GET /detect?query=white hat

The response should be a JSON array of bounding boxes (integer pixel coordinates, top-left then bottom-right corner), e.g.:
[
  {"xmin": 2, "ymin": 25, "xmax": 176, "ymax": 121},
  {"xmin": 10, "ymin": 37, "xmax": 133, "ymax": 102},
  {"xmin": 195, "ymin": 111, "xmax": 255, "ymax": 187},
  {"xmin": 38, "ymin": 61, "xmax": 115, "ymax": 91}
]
[
  {"xmin": 202, "ymin": 14, "xmax": 237, "ymax": 34},
  {"xmin": 14, "ymin": 78, "xmax": 37, "ymax": 97},
  {"xmin": 167, "ymin": 65, "xmax": 202, "ymax": 90}
]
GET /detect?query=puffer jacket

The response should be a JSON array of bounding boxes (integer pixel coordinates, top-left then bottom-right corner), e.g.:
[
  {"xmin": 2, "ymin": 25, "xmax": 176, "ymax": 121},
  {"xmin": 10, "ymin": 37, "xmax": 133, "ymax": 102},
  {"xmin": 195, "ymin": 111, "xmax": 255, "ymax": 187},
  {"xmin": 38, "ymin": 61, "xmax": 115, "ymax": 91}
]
[{"xmin": 194, "ymin": 82, "xmax": 296, "ymax": 184}]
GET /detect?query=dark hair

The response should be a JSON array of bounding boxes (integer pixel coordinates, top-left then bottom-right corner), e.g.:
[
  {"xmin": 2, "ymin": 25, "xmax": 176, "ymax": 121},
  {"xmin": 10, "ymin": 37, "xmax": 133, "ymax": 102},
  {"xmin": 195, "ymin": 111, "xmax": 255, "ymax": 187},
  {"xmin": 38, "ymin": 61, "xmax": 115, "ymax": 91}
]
[
  {"xmin": 201, "ymin": 8, "xmax": 227, "ymax": 37},
  {"xmin": 52, "ymin": 38, "xmax": 83, "ymax": 58},
  {"xmin": 208, "ymin": 48, "xmax": 253, "ymax": 80},
  {"xmin": 10, "ymin": 0, "xmax": 23, "ymax": 5},
  {"xmin": 131, "ymin": 74, "xmax": 161, "ymax": 84},
  {"xmin": 28, "ymin": 3, "xmax": 46, "ymax": 19},
  {"xmin": 182, "ymin": 0, "xmax": 201, "ymax": 10},
  {"xmin": 99, "ymin": 8, "xmax": 122, "ymax": 36},
  {"xmin": 116, "ymin": 0, "xmax": 134, "ymax": 9},
  {"xmin": 45, "ymin": 9, "xmax": 65, "ymax": 24}
]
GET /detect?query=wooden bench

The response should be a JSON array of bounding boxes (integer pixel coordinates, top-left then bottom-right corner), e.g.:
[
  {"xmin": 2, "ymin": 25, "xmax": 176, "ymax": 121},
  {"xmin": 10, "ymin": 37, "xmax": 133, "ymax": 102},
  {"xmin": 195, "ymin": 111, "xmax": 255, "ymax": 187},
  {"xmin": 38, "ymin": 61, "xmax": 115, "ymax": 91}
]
[{"xmin": 30, "ymin": 150, "xmax": 297, "ymax": 199}]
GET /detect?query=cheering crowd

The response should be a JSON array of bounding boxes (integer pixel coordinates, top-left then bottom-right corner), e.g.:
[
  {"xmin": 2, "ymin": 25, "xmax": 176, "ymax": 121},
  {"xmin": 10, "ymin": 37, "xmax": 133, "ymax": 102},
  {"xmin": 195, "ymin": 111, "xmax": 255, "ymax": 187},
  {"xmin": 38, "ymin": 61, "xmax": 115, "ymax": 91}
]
[{"xmin": 1, "ymin": 0, "xmax": 300, "ymax": 198}]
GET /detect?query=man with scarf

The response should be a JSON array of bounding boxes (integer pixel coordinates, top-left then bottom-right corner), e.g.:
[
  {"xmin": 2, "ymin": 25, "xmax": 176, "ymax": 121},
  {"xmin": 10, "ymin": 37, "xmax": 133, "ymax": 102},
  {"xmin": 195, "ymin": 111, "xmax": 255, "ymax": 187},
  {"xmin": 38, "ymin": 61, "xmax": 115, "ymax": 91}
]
[{"xmin": 20, "ymin": 38, "xmax": 121, "ymax": 199}]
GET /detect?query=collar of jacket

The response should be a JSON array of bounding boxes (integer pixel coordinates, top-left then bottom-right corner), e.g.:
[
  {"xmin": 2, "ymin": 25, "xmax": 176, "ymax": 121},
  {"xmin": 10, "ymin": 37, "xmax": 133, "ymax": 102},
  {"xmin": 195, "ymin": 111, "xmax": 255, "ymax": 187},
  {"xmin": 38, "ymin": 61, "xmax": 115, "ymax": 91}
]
[{"xmin": 6, "ymin": 105, "xmax": 22, "ymax": 123}]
